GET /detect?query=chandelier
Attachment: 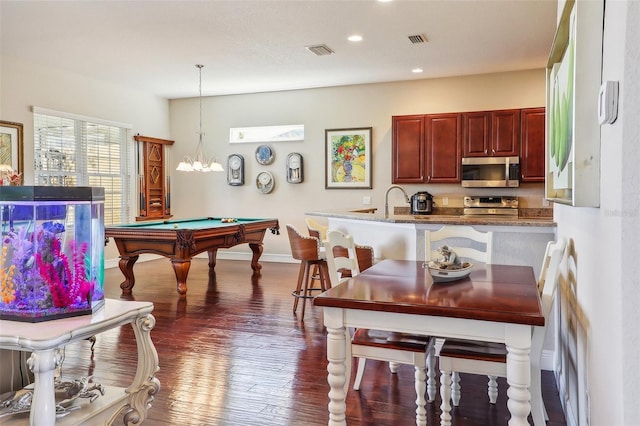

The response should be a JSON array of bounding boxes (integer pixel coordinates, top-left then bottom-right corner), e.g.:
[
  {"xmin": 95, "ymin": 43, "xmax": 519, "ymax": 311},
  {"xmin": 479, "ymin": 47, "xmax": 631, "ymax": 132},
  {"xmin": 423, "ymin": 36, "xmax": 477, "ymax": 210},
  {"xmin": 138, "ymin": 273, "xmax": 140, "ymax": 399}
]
[{"xmin": 176, "ymin": 64, "xmax": 224, "ymax": 172}]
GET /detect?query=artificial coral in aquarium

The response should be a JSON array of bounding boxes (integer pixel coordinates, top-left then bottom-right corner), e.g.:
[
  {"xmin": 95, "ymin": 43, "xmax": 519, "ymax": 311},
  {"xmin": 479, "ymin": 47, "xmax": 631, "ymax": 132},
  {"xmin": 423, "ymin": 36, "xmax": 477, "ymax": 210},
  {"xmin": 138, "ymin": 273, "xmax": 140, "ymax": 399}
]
[{"xmin": 0, "ymin": 221, "xmax": 103, "ymax": 321}]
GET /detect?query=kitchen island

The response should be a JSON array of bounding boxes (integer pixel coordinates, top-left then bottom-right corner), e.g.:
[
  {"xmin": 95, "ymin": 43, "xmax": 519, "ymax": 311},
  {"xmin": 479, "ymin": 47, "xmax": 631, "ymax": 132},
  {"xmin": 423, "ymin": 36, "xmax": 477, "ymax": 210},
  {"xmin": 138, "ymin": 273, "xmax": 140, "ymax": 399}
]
[{"xmin": 306, "ymin": 209, "xmax": 556, "ymax": 280}]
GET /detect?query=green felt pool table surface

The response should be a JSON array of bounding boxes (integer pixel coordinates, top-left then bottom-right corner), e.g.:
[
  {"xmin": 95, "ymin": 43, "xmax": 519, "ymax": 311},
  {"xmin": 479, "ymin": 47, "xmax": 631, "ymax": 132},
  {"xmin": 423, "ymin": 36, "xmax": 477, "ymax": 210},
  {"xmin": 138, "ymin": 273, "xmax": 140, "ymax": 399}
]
[
  {"xmin": 105, "ymin": 217, "xmax": 279, "ymax": 296},
  {"xmin": 109, "ymin": 217, "xmax": 270, "ymax": 231}
]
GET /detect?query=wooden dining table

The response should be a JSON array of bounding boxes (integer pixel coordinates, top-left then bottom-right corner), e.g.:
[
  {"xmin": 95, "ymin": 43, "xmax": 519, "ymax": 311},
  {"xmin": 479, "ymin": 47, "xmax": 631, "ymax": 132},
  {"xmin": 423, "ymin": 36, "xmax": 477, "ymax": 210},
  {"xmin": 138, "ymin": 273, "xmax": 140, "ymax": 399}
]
[{"xmin": 314, "ymin": 259, "xmax": 544, "ymax": 426}]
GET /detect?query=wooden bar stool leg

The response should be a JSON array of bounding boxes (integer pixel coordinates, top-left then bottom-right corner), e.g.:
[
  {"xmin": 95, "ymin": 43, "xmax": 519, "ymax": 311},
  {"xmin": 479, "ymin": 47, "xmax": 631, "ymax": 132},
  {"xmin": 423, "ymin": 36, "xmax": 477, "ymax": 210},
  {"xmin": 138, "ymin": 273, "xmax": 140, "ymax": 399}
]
[
  {"xmin": 292, "ymin": 262, "xmax": 306, "ymax": 313},
  {"xmin": 301, "ymin": 262, "xmax": 311, "ymax": 320},
  {"xmin": 319, "ymin": 261, "xmax": 330, "ymax": 290}
]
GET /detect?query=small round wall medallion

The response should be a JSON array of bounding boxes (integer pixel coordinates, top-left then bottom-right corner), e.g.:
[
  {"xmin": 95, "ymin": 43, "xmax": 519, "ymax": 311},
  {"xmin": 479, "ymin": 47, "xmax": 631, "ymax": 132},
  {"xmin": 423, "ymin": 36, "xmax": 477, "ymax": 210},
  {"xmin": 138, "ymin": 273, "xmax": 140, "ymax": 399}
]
[
  {"xmin": 256, "ymin": 171, "xmax": 275, "ymax": 194},
  {"xmin": 255, "ymin": 145, "xmax": 274, "ymax": 165}
]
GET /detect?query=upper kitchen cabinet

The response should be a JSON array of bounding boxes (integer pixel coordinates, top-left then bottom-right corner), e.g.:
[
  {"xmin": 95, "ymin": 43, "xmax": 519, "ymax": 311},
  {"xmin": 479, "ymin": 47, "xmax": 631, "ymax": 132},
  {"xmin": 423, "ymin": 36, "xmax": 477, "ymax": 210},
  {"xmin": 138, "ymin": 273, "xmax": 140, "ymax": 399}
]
[
  {"xmin": 520, "ymin": 107, "xmax": 546, "ymax": 182},
  {"xmin": 392, "ymin": 115, "xmax": 425, "ymax": 183},
  {"xmin": 391, "ymin": 115, "xmax": 427, "ymax": 184},
  {"xmin": 425, "ymin": 113, "xmax": 461, "ymax": 183},
  {"xmin": 462, "ymin": 109, "xmax": 520, "ymax": 157},
  {"xmin": 392, "ymin": 114, "xmax": 461, "ymax": 184}
]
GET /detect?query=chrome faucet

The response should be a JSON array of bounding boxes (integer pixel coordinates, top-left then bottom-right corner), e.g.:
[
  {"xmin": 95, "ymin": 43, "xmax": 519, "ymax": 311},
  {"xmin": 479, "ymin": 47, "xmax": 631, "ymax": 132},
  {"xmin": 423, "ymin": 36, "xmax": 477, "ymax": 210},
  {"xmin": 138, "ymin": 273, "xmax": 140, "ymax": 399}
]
[{"xmin": 384, "ymin": 185, "xmax": 410, "ymax": 218}]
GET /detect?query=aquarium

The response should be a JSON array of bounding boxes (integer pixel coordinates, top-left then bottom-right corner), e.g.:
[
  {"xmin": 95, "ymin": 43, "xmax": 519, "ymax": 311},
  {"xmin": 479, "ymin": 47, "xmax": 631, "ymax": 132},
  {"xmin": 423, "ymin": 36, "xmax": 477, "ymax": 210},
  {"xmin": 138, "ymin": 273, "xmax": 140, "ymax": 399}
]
[{"xmin": 0, "ymin": 186, "xmax": 105, "ymax": 322}]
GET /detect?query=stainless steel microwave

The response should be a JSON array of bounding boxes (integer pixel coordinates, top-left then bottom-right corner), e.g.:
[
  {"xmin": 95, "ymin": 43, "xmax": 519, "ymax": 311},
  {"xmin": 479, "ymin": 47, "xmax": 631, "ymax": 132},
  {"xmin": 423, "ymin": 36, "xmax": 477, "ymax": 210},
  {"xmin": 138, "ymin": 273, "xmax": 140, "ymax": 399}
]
[{"xmin": 461, "ymin": 156, "xmax": 520, "ymax": 188}]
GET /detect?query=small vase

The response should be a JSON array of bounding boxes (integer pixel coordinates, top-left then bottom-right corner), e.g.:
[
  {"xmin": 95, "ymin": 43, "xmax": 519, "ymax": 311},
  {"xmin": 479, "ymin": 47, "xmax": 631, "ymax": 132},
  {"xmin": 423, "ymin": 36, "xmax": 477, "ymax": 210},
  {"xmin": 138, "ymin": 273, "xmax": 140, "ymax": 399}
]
[{"xmin": 342, "ymin": 160, "xmax": 353, "ymax": 182}]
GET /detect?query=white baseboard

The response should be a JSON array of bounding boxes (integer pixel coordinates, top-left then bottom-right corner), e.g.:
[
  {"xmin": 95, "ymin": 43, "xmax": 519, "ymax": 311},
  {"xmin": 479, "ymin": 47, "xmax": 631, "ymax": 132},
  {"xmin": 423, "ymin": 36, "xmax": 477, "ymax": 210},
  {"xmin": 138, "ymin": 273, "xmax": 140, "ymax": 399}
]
[{"xmin": 105, "ymin": 252, "xmax": 297, "ymax": 269}]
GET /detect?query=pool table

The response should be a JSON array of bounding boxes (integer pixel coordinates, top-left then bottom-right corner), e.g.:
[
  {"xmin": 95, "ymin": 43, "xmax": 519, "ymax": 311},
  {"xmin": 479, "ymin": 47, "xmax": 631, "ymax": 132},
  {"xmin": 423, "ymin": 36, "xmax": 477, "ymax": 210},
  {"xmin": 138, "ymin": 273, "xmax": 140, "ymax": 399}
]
[{"xmin": 105, "ymin": 217, "xmax": 280, "ymax": 295}]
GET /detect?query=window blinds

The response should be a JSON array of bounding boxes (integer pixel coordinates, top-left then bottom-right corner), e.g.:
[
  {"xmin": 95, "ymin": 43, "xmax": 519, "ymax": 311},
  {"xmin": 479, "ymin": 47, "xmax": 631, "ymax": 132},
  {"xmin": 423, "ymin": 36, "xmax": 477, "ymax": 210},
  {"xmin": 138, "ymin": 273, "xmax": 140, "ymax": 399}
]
[{"xmin": 33, "ymin": 107, "xmax": 133, "ymax": 225}]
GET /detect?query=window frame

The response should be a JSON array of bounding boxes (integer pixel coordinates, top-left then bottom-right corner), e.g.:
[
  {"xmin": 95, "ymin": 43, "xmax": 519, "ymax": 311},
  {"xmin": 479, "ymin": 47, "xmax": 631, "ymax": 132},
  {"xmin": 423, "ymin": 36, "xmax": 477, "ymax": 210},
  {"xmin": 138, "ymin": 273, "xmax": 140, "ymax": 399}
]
[{"xmin": 32, "ymin": 106, "xmax": 134, "ymax": 225}]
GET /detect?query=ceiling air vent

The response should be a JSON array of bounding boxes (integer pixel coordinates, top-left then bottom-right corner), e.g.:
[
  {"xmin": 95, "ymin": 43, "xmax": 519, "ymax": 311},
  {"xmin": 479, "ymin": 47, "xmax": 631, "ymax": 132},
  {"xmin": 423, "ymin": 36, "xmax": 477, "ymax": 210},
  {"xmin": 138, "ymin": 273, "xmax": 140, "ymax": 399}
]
[
  {"xmin": 305, "ymin": 44, "xmax": 335, "ymax": 56},
  {"xmin": 408, "ymin": 34, "xmax": 428, "ymax": 44}
]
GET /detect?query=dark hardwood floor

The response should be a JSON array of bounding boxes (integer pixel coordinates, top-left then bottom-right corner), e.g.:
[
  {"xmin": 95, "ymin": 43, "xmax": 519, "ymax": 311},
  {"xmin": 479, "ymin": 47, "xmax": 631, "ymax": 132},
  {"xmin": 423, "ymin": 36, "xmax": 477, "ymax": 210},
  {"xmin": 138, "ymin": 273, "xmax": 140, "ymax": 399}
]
[{"xmin": 60, "ymin": 258, "xmax": 567, "ymax": 425}]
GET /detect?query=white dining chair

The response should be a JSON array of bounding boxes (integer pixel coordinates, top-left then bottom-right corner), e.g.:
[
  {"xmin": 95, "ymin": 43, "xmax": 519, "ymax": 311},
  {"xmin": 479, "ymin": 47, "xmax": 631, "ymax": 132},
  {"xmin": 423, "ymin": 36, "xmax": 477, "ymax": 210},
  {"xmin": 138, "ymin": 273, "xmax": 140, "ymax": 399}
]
[
  {"xmin": 324, "ymin": 229, "xmax": 436, "ymax": 426},
  {"xmin": 425, "ymin": 225, "xmax": 494, "ymax": 362},
  {"xmin": 425, "ymin": 225, "xmax": 493, "ymax": 265},
  {"xmin": 438, "ymin": 238, "xmax": 566, "ymax": 426}
]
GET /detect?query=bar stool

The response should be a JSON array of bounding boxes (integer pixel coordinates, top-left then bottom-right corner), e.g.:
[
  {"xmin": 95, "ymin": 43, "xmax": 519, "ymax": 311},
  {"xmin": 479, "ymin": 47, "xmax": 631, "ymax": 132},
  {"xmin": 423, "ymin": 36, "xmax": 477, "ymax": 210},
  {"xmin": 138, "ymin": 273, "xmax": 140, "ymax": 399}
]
[
  {"xmin": 286, "ymin": 224, "xmax": 330, "ymax": 320},
  {"xmin": 305, "ymin": 217, "xmax": 328, "ymax": 285}
]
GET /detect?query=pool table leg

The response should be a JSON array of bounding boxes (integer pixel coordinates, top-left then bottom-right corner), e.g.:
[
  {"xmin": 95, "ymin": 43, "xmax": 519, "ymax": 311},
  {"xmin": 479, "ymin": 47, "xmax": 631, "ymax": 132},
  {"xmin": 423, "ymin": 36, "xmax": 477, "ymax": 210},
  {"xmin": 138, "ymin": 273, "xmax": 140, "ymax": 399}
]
[
  {"xmin": 207, "ymin": 249, "xmax": 218, "ymax": 271},
  {"xmin": 118, "ymin": 255, "xmax": 139, "ymax": 294},
  {"xmin": 171, "ymin": 260, "xmax": 191, "ymax": 295},
  {"xmin": 249, "ymin": 243, "xmax": 263, "ymax": 271}
]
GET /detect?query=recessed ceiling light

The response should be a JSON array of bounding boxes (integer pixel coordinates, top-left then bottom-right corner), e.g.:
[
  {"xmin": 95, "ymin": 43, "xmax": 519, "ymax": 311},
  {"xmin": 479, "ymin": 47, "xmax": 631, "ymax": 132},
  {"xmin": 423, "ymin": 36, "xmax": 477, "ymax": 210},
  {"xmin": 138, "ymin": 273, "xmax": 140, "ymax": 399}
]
[
  {"xmin": 412, "ymin": 68, "xmax": 424, "ymax": 73},
  {"xmin": 348, "ymin": 34, "xmax": 363, "ymax": 42}
]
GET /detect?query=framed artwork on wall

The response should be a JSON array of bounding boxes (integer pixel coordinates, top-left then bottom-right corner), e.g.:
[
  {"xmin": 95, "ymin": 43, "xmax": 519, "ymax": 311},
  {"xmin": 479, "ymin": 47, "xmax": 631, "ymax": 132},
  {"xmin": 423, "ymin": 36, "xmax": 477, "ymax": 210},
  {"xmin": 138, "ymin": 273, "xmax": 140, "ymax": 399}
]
[
  {"xmin": 325, "ymin": 127, "xmax": 372, "ymax": 189},
  {"xmin": 0, "ymin": 120, "xmax": 24, "ymax": 174},
  {"xmin": 545, "ymin": 0, "xmax": 603, "ymax": 207}
]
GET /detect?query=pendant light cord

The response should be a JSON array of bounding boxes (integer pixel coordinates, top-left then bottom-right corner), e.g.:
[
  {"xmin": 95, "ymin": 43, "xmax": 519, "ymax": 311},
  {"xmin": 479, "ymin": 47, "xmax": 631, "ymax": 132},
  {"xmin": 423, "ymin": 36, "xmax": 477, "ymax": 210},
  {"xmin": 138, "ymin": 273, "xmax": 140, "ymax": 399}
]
[{"xmin": 197, "ymin": 64, "xmax": 203, "ymax": 139}]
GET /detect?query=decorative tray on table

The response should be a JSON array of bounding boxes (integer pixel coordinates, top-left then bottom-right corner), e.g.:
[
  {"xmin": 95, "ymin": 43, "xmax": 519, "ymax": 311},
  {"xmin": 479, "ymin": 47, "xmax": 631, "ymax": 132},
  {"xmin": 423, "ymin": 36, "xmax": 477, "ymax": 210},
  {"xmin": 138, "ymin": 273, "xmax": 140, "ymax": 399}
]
[
  {"xmin": 425, "ymin": 261, "xmax": 473, "ymax": 282},
  {"xmin": 423, "ymin": 245, "xmax": 473, "ymax": 282}
]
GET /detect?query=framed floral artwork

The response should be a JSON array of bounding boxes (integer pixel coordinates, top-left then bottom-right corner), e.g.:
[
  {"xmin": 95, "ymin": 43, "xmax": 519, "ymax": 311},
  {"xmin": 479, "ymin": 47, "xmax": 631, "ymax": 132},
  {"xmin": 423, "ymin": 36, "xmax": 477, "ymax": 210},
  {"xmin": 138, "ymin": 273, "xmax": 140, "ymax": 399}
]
[
  {"xmin": 325, "ymin": 127, "xmax": 372, "ymax": 189},
  {"xmin": 0, "ymin": 120, "xmax": 24, "ymax": 174}
]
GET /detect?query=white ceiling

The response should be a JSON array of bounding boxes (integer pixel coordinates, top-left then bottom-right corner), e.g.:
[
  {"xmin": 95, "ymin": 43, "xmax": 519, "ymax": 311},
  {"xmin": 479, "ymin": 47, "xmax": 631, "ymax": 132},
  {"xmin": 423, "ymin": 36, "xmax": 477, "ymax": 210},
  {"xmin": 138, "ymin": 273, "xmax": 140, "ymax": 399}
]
[{"xmin": 1, "ymin": 0, "xmax": 558, "ymax": 100}]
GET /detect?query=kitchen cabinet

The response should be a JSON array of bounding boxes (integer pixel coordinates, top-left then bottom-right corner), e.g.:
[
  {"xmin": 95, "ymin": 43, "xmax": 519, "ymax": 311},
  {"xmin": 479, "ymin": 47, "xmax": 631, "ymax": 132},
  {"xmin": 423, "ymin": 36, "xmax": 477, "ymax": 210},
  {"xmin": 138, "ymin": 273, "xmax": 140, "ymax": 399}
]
[
  {"xmin": 425, "ymin": 113, "xmax": 461, "ymax": 182},
  {"xmin": 392, "ymin": 115, "xmax": 425, "ymax": 183},
  {"xmin": 520, "ymin": 107, "xmax": 546, "ymax": 182},
  {"xmin": 462, "ymin": 109, "xmax": 520, "ymax": 157},
  {"xmin": 392, "ymin": 113, "xmax": 461, "ymax": 184}
]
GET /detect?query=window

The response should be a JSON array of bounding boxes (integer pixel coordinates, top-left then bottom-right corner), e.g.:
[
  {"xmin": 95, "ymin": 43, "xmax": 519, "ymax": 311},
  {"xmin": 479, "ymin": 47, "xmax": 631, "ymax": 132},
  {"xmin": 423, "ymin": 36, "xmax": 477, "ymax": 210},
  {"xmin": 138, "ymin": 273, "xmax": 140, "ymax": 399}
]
[
  {"xmin": 229, "ymin": 124, "xmax": 304, "ymax": 144},
  {"xmin": 33, "ymin": 107, "xmax": 133, "ymax": 225}
]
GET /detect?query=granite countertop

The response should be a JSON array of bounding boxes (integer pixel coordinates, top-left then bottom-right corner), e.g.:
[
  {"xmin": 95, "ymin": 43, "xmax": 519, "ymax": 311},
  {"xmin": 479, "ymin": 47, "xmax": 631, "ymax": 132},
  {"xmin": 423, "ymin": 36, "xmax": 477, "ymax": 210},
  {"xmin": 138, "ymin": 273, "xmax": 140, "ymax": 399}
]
[{"xmin": 307, "ymin": 207, "xmax": 556, "ymax": 228}]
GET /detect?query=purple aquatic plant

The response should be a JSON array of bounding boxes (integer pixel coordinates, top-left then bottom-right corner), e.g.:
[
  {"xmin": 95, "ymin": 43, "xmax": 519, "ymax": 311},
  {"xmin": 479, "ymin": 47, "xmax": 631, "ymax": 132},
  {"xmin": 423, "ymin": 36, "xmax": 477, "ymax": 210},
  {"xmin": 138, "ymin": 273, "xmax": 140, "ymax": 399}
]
[
  {"xmin": 36, "ymin": 233, "xmax": 92, "ymax": 309},
  {"xmin": 2, "ymin": 226, "xmax": 49, "ymax": 310},
  {"xmin": 1, "ymin": 221, "xmax": 94, "ymax": 312}
]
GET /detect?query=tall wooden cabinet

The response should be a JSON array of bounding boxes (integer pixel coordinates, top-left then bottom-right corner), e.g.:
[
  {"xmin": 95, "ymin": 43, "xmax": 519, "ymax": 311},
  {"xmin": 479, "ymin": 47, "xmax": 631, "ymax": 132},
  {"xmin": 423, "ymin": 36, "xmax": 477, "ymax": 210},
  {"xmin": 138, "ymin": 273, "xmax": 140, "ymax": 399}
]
[
  {"xmin": 135, "ymin": 135, "xmax": 174, "ymax": 221},
  {"xmin": 392, "ymin": 114, "xmax": 461, "ymax": 184}
]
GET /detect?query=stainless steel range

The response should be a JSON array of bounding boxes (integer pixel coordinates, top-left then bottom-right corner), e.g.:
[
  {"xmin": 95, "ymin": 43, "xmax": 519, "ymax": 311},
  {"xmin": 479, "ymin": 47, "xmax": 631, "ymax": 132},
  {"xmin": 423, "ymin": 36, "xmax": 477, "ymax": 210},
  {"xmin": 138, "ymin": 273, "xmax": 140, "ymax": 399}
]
[{"xmin": 463, "ymin": 196, "xmax": 518, "ymax": 217}]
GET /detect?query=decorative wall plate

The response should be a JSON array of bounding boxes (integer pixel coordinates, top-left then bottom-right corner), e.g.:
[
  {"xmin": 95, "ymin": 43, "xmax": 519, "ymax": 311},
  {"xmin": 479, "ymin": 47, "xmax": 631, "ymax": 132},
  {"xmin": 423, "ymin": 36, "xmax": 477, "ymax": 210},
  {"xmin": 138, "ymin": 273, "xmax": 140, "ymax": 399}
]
[
  {"xmin": 256, "ymin": 171, "xmax": 275, "ymax": 194},
  {"xmin": 255, "ymin": 145, "xmax": 274, "ymax": 165}
]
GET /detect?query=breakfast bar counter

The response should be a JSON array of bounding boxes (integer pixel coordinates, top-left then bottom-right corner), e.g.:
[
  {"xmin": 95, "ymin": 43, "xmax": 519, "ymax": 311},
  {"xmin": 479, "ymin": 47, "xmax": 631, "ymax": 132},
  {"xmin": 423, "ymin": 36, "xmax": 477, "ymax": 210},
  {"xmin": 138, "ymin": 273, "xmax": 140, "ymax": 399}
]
[
  {"xmin": 306, "ymin": 209, "xmax": 556, "ymax": 281},
  {"xmin": 306, "ymin": 209, "xmax": 555, "ymax": 227}
]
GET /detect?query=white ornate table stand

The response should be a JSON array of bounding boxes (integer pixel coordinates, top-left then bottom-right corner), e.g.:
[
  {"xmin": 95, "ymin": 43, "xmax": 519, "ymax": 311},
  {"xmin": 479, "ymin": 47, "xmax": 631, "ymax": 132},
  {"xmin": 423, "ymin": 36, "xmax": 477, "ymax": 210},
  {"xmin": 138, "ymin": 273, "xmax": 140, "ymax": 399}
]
[
  {"xmin": 0, "ymin": 299, "xmax": 160, "ymax": 426},
  {"xmin": 109, "ymin": 312, "xmax": 160, "ymax": 425}
]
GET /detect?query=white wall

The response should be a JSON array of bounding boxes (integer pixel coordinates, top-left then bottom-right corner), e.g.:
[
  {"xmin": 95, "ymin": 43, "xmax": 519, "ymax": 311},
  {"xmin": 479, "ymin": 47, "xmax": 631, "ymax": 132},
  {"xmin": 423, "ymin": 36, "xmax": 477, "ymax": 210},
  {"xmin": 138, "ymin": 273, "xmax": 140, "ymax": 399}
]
[
  {"xmin": 0, "ymin": 56, "xmax": 171, "ymax": 260},
  {"xmin": 169, "ymin": 70, "xmax": 547, "ymax": 260},
  {"xmin": 553, "ymin": 1, "xmax": 639, "ymax": 425}
]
